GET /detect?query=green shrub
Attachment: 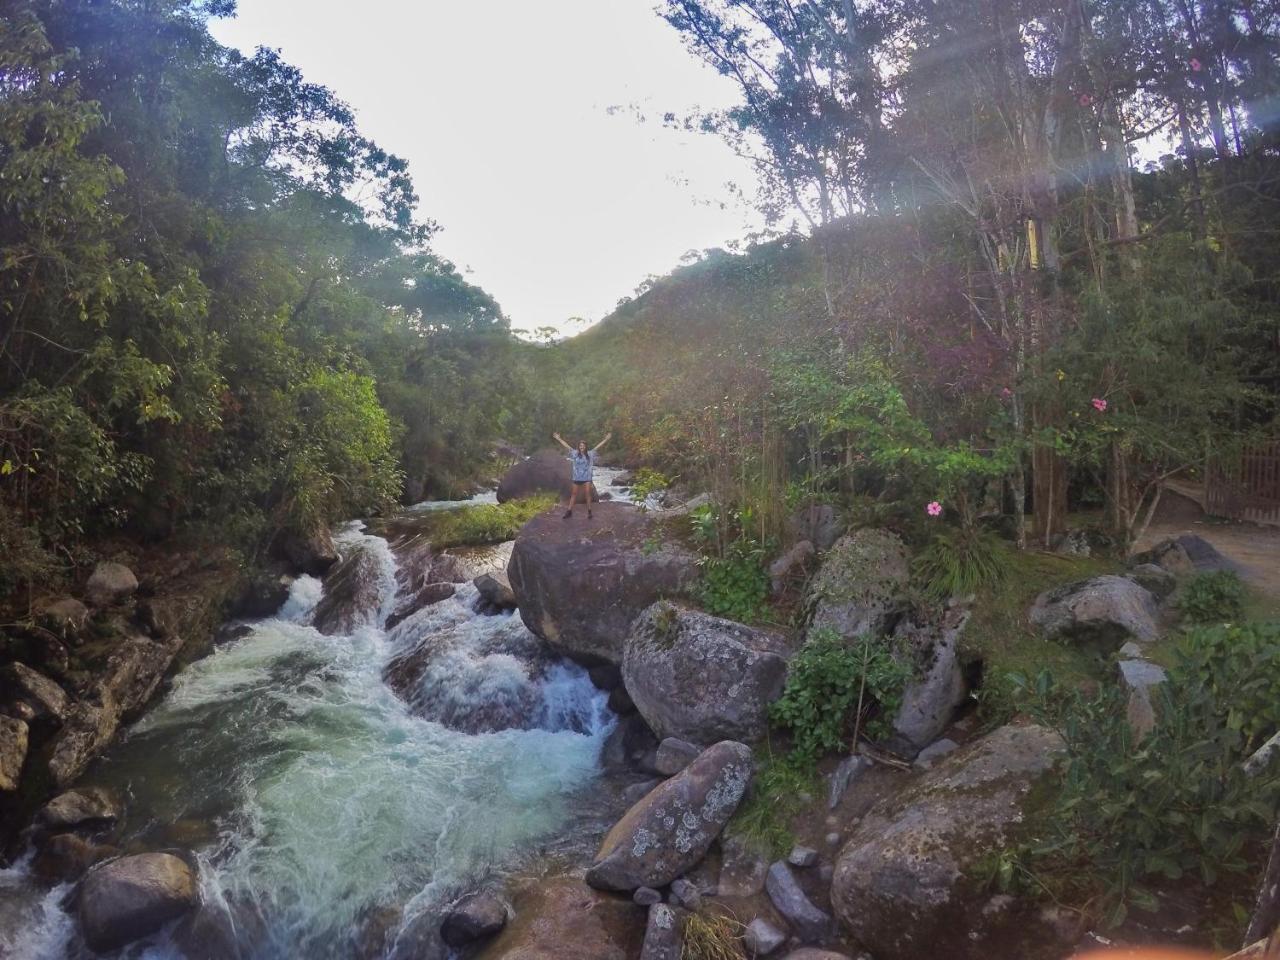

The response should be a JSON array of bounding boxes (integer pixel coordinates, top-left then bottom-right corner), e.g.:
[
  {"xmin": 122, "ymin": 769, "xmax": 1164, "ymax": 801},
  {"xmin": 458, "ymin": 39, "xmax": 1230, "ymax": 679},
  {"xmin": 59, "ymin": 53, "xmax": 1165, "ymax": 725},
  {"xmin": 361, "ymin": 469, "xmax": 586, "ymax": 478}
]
[
  {"xmin": 769, "ymin": 627, "xmax": 911, "ymax": 762},
  {"xmin": 912, "ymin": 526, "xmax": 1011, "ymax": 601},
  {"xmin": 1008, "ymin": 621, "xmax": 1280, "ymax": 928},
  {"xmin": 428, "ymin": 495, "xmax": 555, "ymax": 548},
  {"xmin": 696, "ymin": 539, "xmax": 770, "ymax": 622},
  {"xmin": 629, "ymin": 467, "xmax": 671, "ymax": 504},
  {"xmin": 1178, "ymin": 570, "xmax": 1247, "ymax": 623}
]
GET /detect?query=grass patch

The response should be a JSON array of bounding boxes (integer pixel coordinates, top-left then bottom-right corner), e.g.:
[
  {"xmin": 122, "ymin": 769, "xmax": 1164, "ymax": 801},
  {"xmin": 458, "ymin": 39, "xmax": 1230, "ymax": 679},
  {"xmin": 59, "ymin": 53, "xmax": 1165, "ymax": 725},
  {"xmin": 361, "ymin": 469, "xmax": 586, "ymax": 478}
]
[
  {"xmin": 961, "ymin": 543, "xmax": 1122, "ymax": 725},
  {"xmin": 427, "ymin": 495, "xmax": 555, "ymax": 548},
  {"xmin": 725, "ymin": 752, "xmax": 819, "ymax": 858}
]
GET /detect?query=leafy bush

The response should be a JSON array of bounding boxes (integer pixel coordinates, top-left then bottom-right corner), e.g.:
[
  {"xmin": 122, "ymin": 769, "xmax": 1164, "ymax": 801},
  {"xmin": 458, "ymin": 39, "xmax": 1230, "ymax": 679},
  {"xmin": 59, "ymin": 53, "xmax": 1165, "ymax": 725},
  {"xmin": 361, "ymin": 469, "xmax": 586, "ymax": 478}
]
[
  {"xmin": 912, "ymin": 526, "xmax": 1011, "ymax": 601},
  {"xmin": 1008, "ymin": 621, "xmax": 1280, "ymax": 928},
  {"xmin": 1179, "ymin": 570, "xmax": 1247, "ymax": 624},
  {"xmin": 696, "ymin": 539, "xmax": 770, "ymax": 622},
  {"xmin": 769, "ymin": 627, "xmax": 910, "ymax": 762},
  {"xmin": 428, "ymin": 495, "xmax": 555, "ymax": 547},
  {"xmin": 629, "ymin": 467, "xmax": 671, "ymax": 504}
]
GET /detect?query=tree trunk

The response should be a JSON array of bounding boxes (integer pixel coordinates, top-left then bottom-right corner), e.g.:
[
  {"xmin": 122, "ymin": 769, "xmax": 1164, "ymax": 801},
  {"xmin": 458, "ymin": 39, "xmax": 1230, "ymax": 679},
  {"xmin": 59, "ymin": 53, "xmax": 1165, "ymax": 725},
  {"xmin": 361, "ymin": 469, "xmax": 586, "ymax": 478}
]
[
  {"xmin": 1245, "ymin": 820, "xmax": 1280, "ymax": 946},
  {"xmin": 1031, "ymin": 441, "xmax": 1069, "ymax": 545}
]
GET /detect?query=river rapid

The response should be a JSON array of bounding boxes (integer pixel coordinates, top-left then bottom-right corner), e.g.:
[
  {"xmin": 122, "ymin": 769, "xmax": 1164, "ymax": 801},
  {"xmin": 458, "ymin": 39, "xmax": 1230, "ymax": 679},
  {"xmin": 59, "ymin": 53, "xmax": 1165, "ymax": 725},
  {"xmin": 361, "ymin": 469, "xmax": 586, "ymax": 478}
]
[{"xmin": 0, "ymin": 475, "xmax": 642, "ymax": 959}]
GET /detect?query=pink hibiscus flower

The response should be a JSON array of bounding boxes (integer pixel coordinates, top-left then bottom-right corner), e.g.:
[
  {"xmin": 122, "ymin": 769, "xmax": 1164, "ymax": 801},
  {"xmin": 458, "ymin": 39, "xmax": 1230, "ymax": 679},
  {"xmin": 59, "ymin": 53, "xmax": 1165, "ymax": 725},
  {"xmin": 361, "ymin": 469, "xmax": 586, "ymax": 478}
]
[
  {"xmin": 926, "ymin": 501, "xmax": 943, "ymax": 517},
  {"xmin": 1190, "ymin": 57, "xmax": 1203, "ymax": 71},
  {"xmin": 1092, "ymin": 397, "xmax": 1108, "ymax": 412}
]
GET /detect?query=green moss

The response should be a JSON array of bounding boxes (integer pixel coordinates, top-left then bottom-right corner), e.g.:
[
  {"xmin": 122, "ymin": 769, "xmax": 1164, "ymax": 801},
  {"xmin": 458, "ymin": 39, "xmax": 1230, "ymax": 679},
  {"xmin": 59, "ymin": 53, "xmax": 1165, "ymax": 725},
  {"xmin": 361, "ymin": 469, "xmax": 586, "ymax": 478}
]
[{"xmin": 808, "ymin": 528, "xmax": 907, "ymax": 609}]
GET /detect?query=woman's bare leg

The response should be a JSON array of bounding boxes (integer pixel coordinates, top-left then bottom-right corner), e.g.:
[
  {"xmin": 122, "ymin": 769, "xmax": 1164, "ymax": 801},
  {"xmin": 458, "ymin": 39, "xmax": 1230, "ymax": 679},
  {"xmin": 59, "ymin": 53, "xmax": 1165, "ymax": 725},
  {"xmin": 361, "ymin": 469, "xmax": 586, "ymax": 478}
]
[{"xmin": 564, "ymin": 484, "xmax": 578, "ymax": 517}]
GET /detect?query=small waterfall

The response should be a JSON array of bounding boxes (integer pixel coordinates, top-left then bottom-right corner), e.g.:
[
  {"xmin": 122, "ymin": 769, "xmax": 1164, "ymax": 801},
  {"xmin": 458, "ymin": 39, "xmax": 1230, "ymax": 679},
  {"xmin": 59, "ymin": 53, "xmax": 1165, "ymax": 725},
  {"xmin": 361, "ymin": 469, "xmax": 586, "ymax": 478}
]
[{"xmin": 0, "ymin": 516, "xmax": 614, "ymax": 960}]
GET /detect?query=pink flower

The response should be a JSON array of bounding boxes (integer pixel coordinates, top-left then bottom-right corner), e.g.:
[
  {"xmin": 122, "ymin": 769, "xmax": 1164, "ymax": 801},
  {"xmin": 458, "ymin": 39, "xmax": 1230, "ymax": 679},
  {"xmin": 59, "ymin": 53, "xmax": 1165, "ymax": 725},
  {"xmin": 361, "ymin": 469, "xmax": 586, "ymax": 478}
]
[
  {"xmin": 926, "ymin": 501, "xmax": 943, "ymax": 517},
  {"xmin": 1078, "ymin": 93, "xmax": 1093, "ymax": 107},
  {"xmin": 1000, "ymin": 387, "xmax": 1013, "ymax": 399},
  {"xmin": 1092, "ymin": 397, "xmax": 1108, "ymax": 412},
  {"xmin": 1189, "ymin": 57, "xmax": 1202, "ymax": 72}
]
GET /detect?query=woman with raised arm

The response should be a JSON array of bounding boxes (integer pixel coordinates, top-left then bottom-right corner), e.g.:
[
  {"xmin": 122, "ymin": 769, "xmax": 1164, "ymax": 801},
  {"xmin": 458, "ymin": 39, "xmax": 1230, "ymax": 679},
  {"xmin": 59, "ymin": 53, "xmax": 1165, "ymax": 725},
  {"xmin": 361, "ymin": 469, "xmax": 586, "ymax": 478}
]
[{"xmin": 552, "ymin": 430, "xmax": 612, "ymax": 519}]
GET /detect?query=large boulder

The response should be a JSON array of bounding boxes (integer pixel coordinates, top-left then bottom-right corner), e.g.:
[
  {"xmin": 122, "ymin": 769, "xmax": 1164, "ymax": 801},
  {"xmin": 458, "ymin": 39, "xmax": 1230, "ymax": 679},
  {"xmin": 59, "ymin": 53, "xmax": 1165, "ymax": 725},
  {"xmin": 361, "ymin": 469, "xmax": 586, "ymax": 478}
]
[
  {"xmin": 4, "ymin": 661, "xmax": 69, "ymax": 722},
  {"xmin": 1029, "ymin": 575, "xmax": 1161, "ymax": 646},
  {"xmin": 1132, "ymin": 533, "xmax": 1233, "ymax": 576},
  {"xmin": 31, "ymin": 833, "xmax": 119, "ymax": 884},
  {"xmin": 497, "ymin": 450, "xmax": 575, "ymax": 504},
  {"xmin": 78, "ymin": 852, "xmax": 200, "ymax": 952},
  {"xmin": 830, "ymin": 724, "xmax": 1064, "ymax": 960},
  {"xmin": 622, "ymin": 603, "xmax": 792, "ymax": 746},
  {"xmin": 38, "ymin": 597, "xmax": 91, "ymax": 639},
  {"xmin": 808, "ymin": 530, "xmax": 910, "ymax": 641},
  {"xmin": 586, "ymin": 740, "xmax": 753, "ymax": 891},
  {"xmin": 39, "ymin": 786, "xmax": 121, "ymax": 829},
  {"xmin": 313, "ymin": 542, "xmax": 390, "ymax": 635},
  {"xmin": 442, "ymin": 891, "xmax": 509, "ymax": 947},
  {"xmin": 788, "ymin": 503, "xmax": 845, "ymax": 552},
  {"xmin": 85, "ymin": 561, "xmax": 139, "ymax": 607},
  {"xmin": 508, "ymin": 502, "xmax": 699, "ymax": 665},
  {"xmin": 890, "ymin": 602, "xmax": 972, "ymax": 754},
  {"xmin": 474, "ymin": 876, "xmax": 644, "ymax": 960},
  {"xmin": 0, "ymin": 714, "xmax": 28, "ymax": 791},
  {"xmin": 48, "ymin": 701, "xmax": 118, "ymax": 788},
  {"xmin": 273, "ymin": 525, "xmax": 339, "ymax": 576},
  {"xmin": 475, "ymin": 571, "xmax": 517, "ymax": 611}
]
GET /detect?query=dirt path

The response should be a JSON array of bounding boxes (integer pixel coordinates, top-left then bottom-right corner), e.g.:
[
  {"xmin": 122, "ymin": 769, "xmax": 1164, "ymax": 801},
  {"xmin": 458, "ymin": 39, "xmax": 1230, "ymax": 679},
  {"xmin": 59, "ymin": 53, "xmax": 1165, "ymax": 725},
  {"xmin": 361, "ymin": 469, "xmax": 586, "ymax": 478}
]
[{"xmin": 1134, "ymin": 518, "xmax": 1280, "ymax": 599}]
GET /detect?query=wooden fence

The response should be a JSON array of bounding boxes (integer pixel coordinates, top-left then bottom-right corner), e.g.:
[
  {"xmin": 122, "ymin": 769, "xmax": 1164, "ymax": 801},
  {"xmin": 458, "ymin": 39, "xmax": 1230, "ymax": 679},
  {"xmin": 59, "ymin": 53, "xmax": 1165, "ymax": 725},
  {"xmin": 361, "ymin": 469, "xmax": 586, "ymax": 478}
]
[{"xmin": 1206, "ymin": 440, "xmax": 1280, "ymax": 527}]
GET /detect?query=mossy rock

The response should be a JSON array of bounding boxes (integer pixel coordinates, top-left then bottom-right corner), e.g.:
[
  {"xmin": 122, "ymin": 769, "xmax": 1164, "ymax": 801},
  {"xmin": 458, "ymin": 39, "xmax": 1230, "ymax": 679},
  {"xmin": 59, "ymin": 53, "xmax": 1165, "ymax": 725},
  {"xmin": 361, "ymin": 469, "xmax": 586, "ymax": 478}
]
[{"xmin": 807, "ymin": 528, "xmax": 910, "ymax": 640}]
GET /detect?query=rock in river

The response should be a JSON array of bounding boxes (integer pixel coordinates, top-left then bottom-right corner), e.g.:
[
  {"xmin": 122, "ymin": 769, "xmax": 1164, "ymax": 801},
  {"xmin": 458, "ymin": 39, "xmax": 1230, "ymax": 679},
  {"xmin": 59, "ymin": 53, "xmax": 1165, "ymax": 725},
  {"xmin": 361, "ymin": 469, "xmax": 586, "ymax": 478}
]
[
  {"xmin": 623, "ymin": 602, "xmax": 792, "ymax": 746},
  {"xmin": 586, "ymin": 740, "xmax": 753, "ymax": 891},
  {"xmin": 38, "ymin": 785, "xmax": 121, "ymax": 829},
  {"xmin": 508, "ymin": 502, "xmax": 699, "ymax": 665},
  {"xmin": 496, "ymin": 450, "xmax": 575, "ymax": 504},
  {"xmin": 79, "ymin": 851, "xmax": 199, "ymax": 952}
]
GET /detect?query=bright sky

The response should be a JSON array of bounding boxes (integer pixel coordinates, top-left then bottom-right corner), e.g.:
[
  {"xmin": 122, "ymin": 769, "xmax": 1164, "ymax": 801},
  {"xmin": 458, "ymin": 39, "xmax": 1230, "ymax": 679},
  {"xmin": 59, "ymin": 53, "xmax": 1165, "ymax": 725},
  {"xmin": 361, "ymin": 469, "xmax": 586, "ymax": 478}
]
[{"xmin": 210, "ymin": 0, "xmax": 762, "ymax": 336}]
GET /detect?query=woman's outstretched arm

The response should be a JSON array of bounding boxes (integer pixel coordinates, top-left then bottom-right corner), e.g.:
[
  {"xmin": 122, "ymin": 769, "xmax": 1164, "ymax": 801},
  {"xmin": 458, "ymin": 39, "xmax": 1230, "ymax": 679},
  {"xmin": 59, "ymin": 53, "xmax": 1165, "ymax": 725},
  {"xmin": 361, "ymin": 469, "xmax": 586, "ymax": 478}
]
[
  {"xmin": 592, "ymin": 431, "xmax": 613, "ymax": 452},
  {"xmin": 552, "ymin": 432, "xmax": 572, "ymax": 450}
]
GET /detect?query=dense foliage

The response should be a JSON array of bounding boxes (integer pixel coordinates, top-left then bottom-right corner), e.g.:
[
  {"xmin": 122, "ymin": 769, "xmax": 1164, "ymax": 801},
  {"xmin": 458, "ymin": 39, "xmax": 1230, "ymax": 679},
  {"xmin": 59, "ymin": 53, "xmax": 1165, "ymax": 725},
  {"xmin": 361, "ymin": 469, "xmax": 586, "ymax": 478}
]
[
  {"xmin": 1007, "ymin": 622, "xmax": 1280, "ymax": 927},
  {"xmin": 525, "ymin": 0, "xmax": 1278, "ymax": 562},
  {"xmin": 769, "ymin": 626, "xmax": 911, "ymax": 762},
  {"xmin": 0, "ymin": 0, "xmax": 532, "ymax": 600},
  {"xmin": 1179, "ymin": 570, "xmax": 1249, "ymax": 623}
]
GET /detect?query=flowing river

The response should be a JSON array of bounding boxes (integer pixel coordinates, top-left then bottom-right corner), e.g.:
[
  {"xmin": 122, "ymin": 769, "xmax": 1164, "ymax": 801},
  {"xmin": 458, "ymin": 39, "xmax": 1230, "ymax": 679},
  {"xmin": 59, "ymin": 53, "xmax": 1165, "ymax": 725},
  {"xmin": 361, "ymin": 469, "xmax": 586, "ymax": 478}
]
[{"xmin": 0, "ymin": 474, "xmax": 643, "ymax": 959}]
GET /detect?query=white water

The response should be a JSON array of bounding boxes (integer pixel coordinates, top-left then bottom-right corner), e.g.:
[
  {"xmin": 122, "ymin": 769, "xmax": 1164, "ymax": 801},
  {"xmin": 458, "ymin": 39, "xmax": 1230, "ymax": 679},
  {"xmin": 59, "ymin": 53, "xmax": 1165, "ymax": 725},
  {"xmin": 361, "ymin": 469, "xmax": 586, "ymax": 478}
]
[{"xmin": 0, "ymin": 523, "xmax": 614, "ymax": 960}]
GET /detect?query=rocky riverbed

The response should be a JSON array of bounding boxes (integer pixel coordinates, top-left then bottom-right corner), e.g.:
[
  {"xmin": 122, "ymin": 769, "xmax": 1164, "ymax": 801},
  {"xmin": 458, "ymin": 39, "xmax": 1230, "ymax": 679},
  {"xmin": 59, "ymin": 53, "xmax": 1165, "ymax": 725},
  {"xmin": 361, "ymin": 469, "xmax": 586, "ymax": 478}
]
[{"xmin": 0, "ymin": 457, "xmax": 1267, "ymax": 959}]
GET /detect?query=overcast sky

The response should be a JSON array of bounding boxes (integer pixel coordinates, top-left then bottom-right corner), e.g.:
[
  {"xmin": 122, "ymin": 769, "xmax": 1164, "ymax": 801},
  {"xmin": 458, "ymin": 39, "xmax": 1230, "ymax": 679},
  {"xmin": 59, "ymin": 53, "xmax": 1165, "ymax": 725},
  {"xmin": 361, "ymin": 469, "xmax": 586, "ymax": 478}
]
[{"xmin": 210, "ymin": 0, "xmax": 762, "ymax": 336}]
